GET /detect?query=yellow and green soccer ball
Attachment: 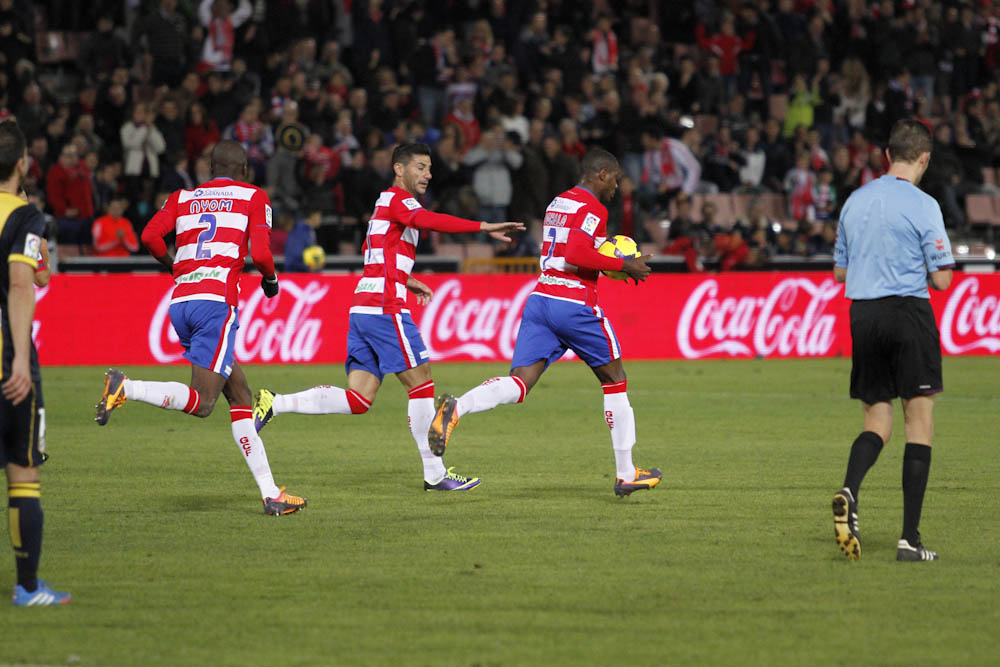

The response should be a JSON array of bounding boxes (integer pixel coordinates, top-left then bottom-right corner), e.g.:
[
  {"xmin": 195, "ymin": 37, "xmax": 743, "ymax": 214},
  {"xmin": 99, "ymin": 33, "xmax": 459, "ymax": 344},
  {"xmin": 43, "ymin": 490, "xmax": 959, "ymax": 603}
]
[
  {"xmin": 303, "ymin": 245, "xmax": 326, "ymax": 271},
  {"xmin": 597, "ymin": 235, "xmax": 640, "ymax": 280}
]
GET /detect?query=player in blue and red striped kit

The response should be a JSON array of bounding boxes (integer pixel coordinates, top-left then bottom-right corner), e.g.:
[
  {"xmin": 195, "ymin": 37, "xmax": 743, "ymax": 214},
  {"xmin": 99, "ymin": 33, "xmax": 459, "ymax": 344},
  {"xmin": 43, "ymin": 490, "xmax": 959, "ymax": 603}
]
[
  {"xmin": 93, "ymin": 141, "xmax": 305, "ymax": 516},
  {"xmin": 429, "ymin": 148, "xmax": 661, "ymax": 496}
]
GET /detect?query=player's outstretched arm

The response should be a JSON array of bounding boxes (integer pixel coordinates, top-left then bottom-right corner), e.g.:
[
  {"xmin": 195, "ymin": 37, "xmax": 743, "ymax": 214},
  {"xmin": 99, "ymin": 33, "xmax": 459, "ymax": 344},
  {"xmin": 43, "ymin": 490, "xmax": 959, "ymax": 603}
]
[{"xmin": 482, "ymin": 221, "xmax": 526, "ymax": 243}]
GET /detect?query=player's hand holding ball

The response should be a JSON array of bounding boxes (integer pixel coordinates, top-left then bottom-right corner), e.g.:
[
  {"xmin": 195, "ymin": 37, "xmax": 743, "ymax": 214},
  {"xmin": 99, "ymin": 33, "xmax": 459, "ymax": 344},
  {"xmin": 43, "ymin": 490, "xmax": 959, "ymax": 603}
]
[
  {"xmin": 261, "ymin": 274, "xmax": 280, "ymax": 298},
  {"xmin": 599, "ymin": 235, "xmax": 651, "ymax": 284}
]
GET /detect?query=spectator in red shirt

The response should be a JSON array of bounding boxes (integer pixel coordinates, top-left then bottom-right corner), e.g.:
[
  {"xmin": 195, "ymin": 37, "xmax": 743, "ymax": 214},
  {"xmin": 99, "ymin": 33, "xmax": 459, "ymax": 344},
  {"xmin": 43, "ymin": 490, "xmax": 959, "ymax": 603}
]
[
  {"xmin": 696, "ymin": 12, "xmax": 756, "ymax": 101},
  {"xmin": 92, "ymin": 196, "xmax": 139, "ymax": 257},
  {"xmin": 46, "ymin": 142, "xmax": 94, "ymax": 244},
  {"xmin": 184, "ymin": 102, "xmax": 220, "ymax": 166},
  {"xmin": 443, "ymin": 96, "xmax": 480, "ymax": 155},
  {"xmin": 558, "ymin": 118, "xmax": 587, "ymax": 162}
]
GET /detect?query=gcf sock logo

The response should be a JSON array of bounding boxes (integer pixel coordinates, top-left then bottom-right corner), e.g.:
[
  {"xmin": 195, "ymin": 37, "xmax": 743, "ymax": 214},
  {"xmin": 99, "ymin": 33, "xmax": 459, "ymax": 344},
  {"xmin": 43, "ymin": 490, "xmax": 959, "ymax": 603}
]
[
  {"xmin": 240, "ymin": 436, "xmax": 252, "ymax": 457},
  {"xmin": 605, "ymin": 410, "xmax": 615, "ymax": 430}
]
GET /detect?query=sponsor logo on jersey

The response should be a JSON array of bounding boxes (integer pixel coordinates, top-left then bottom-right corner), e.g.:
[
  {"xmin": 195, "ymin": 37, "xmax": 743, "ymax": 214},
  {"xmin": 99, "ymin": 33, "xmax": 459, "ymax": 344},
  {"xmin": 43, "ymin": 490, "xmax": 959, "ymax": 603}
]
[
  {"xmin": 176, "ymin": 268, "xmax": 226, "ymax": 284},
  {"xmin": 402, "ymin": 197, "xmax": 422, "ymax": 210},
  {"xmin": 581, "ymin": 213, "xmax": 601, "ymax": 236},
  {"xmin": 547, "ymin": 196, "xmax": 587, "ymax": 214},
  {"xmin": 355, "ymin": 278, "xmax": 381, "ymax": 293},
  {"xmin": 538, "ymin": 274, "xmax": 584, "ymax": 289}
]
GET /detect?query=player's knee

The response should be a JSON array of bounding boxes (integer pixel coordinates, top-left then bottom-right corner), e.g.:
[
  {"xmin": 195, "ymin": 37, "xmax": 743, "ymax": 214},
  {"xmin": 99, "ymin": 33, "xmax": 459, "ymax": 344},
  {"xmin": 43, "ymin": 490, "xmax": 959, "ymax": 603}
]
[{"xmin": 193, "ymin": 397, "xmax": 216, "ymax": 418}]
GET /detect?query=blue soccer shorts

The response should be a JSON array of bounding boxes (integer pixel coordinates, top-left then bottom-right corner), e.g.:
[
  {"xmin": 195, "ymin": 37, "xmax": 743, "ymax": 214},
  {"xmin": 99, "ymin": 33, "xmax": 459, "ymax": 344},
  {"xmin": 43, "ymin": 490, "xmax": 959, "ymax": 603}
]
[
  {"xmin": 510, "ymin": 294, "xmax": 622, "ymax": 371},
  {"xmin": 168, "ymin": 301, "xmax": 239, "ymax": 378},
  {"xmin": 345, "ymin": 311, "xmax": 430, "ymax": 382}
]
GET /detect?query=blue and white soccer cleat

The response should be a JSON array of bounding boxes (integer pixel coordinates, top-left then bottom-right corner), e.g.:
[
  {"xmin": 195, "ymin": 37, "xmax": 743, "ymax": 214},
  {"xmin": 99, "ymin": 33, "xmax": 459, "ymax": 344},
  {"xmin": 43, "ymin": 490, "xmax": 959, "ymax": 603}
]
[
  {"xmin": 12, "ymin": 581, "xmax": 71, "ymax": 606},
  {"xmin": 424, "ymin": 467, "xmax": 481, "ymax": 491}
]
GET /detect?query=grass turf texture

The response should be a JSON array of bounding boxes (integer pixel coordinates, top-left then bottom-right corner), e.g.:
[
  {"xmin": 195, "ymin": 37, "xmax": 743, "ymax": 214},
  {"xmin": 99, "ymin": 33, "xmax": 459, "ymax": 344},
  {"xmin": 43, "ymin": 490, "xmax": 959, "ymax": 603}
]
[{"xmin": 3, "ymin": 358, "xmax": 998, "ymax": 666}]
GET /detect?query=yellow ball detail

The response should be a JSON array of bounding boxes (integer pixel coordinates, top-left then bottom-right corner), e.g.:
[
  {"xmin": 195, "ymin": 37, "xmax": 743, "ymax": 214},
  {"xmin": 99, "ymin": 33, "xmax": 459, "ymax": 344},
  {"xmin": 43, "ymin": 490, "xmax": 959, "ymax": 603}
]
[
  {"xmin": 598, "ymin": 235, "xmax": 640, "ymax": 280},
  {"xmin": 303, "ymin": 245, "xmax": 326, "ymax": 271}
]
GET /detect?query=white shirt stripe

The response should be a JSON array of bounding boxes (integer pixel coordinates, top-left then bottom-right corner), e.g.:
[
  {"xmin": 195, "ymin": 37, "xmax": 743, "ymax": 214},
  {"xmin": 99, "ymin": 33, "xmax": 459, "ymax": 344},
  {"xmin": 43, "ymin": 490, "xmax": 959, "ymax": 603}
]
[{"xmin": 175, "ymin": 242, "xmax": 241, "ymax": 263}]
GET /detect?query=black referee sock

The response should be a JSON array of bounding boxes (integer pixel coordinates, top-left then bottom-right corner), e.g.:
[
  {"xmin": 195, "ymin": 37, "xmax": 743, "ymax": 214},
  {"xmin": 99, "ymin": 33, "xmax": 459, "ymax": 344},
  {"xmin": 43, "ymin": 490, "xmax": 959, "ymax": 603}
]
[
  {"xmin": 8, "ymin": 483, "xmax": 43, "ymax": 593},
  {"xmin": 902, "ymin": 443, "xmax": 932, "ymax": 545},
  {"xmin": 843, "ymin": 431, "xmax": 884, "ymax": 499}
]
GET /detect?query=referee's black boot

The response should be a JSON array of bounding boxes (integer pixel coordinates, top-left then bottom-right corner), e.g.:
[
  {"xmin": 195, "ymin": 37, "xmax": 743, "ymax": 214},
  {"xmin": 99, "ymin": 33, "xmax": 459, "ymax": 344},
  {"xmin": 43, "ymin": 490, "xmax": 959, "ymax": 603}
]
[{"xmin": 832, "ymin": 487, "xmax": 861, "ymax": 560}]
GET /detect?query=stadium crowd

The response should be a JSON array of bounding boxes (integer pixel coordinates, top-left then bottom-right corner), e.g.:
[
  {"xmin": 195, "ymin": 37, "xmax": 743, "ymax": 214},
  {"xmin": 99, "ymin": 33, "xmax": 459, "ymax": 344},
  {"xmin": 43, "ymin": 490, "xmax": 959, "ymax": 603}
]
[{"xmin": 7, "ymin": 0, "xmax": 1000, "ymax": 271}]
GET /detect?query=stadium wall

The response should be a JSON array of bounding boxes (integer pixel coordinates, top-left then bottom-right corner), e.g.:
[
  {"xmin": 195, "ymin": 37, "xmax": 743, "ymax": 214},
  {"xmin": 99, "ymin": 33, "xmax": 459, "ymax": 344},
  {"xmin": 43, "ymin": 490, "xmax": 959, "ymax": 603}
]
[{"xmin": 35, "ymin": 273, "xmax": 1000, "ymax": 365}]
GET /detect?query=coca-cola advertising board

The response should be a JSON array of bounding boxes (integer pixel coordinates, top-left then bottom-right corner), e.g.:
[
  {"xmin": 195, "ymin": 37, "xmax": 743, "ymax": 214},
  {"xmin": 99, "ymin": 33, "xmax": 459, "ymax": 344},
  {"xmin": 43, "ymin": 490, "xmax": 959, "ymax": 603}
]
[{"xmin": 31, "ymin": 272, "xmax": 1000, "ymax": 365}]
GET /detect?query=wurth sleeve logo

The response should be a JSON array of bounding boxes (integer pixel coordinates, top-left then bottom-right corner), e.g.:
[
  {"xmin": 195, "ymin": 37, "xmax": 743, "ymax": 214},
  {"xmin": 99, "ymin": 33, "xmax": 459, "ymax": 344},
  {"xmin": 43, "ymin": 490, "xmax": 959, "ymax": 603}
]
[{"xmin": 934, "ymin": 238, "xmax": 945, "ymax": 251}]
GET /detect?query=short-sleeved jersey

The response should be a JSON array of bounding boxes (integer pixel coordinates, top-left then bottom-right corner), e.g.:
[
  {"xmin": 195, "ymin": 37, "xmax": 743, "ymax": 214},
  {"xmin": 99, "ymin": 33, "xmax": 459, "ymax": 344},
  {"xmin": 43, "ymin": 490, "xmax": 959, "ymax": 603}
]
[
  {"xmin": 153, "ymin": 177, "xmax": 273, "ymax": 306},
  {"xmin": 534, "ymin": 186, "xmax": 608, "ymax": 307},
  {"xmin": 0, "ymin": 192, "xmax": 45, "ymax": 382},
  {"xmin": 834, "ymin": 175, "xmax": 955, "ymax": 300},
  {"xmin": 350, "ymin": 186, "xmax": 424, "ymax": 315}
]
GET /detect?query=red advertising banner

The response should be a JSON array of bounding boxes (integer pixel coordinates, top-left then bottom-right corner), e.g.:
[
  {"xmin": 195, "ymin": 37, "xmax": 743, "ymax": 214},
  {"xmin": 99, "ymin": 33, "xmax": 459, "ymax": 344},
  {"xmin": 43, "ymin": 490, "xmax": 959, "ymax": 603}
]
[{"xmin": 32, "ymin": 272, "xmax": 1000, "ymax": 366}]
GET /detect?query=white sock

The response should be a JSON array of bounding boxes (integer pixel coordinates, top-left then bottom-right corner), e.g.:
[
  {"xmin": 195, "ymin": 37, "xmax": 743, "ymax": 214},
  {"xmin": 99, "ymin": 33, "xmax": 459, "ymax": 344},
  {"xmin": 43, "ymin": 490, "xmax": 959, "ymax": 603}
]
[
  {"xmin": 408, "ymin": 382, "xmax": 446, "ymax": 484},
  {"xmin": 123, "ymin": 379, "xmax": 199, "ymax": 413},
  {"xmin": 603, "ymin": 383, "xmax": 636, "ymax": 482},
  {"xmin": 272, "ymin": 385, "xmax": 359, "ymax": 415},
  {"xmin": 456, "ymin": 376, "xmax": 527, "ymax": 417},
  {"xmin": 231, "ymin": 407, "xmax": 281, "ymax": 499}
]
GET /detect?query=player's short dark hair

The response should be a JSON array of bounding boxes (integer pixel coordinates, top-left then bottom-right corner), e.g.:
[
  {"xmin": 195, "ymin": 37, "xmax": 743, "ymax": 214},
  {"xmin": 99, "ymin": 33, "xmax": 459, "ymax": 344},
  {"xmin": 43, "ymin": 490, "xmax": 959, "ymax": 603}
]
[
  {"xmin": 888, "ymin": 119, "xmax": 933, "ymax": 163},
  {"xmin": 0, "ymin": 121, "xmax": 26, "ymax": 183},
  {"xmin": 391, "ymin": 142, "xmax": 431, "ymax": 167},
  {"xmin": 580, "ymin": 147, "xmax": 620, "ymax": 178}
]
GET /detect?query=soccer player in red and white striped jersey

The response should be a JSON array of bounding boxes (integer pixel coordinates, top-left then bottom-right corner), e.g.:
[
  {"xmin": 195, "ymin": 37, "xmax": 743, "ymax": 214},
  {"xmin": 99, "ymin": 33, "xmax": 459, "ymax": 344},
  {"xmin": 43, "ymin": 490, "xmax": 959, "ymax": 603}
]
[
  {"xmin": 253, "ymin": 143, "xmax": 523, "ymax": 491},
  {"xmin": 429, "ymin": 149, "xmax": 662, "ymax": 496},
  {"xmin": 94, "ymin": 141, "xmax": 306, "ymax": 516}
]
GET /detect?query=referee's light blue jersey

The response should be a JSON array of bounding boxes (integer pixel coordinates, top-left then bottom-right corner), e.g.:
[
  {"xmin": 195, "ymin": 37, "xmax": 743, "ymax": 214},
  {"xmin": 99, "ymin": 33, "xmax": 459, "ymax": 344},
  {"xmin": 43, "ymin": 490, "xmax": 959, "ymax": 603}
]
[{"xmin": 834, "ymin": 174, "xmax": 955, "ymax": 300}]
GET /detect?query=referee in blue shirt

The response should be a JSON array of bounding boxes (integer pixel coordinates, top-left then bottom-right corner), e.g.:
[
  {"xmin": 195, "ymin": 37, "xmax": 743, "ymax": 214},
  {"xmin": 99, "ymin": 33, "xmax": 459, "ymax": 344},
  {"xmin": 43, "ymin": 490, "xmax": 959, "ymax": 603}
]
[{"xmin": 831, "ymin": 119, "xmax": 955, "ymax": 563}]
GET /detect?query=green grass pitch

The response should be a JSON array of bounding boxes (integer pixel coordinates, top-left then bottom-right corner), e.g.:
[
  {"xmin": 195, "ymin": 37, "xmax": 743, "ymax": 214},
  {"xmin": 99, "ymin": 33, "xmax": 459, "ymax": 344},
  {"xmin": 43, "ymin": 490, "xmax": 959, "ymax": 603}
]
[{"xmin": 2, "ymin": 358, "xmax": 998, "ymax": 666}]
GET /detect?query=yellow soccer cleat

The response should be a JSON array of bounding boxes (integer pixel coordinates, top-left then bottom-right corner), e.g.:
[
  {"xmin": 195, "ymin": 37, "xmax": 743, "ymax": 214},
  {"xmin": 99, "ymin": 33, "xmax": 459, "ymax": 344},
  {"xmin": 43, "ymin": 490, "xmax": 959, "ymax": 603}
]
[
  {"xmin": 614, "ymin": 467, "xmax": 662, "ymax": 497},
  {"xmin": 95, "ymin": 368, "xmax": 127, "ymax": 426},
  {"xmin": 428, "ymin": 394, "xmax": 460, "ymax": 456},
  {"xmin": 263, "ymin": 486, "xmax": 307, "ymax": 516}
]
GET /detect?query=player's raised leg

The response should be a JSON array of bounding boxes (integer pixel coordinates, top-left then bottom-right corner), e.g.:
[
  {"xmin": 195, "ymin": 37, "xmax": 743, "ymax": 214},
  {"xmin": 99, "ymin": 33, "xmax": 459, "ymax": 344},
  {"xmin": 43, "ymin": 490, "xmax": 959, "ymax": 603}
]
[
  {"xmin": 428, "ymin": 294, "xmax": 565, "ymax": 456},
  {"xmin": 896, "ymin": 396, "xmax": 937, "ymax": 561},
  {"xmin": 833, "ymin": 401, "xmax": 891, "ymax": 560},
  {"xmin": 428, "ymin": 365, "xmax": 537, "ymax": 456},
  {"xmin": 95, "ymin": 368, "xmax": 202, "ymax": 424},
  {"xmin": 253, "ymin": 382, "xmax": 373, "ymax": 432},
  {"xmin": 224, "ymin": 363, "xmax": 306, "ymax": 516},
  {"xmin": 95, "ymin": 302, "xmax": 240, "ymax": 424}
]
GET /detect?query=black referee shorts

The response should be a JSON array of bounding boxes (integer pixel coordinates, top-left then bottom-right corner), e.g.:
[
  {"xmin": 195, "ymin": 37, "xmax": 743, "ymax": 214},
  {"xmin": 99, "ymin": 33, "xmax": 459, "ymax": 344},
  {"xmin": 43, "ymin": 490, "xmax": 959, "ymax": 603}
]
[
  {"xmin": 849, "ymin": 297, "xmax": 942, "ymax": 404},
  {"xmin": 0, "ymin": 381, "xmax": 45, "ymax": 468}
]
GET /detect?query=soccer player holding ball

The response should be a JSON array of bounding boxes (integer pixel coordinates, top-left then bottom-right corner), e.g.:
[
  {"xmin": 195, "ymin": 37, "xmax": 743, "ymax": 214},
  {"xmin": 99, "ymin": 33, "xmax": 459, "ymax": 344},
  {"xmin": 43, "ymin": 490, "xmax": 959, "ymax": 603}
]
[
  {"xmin": 94, "ymin": 141, "xmax": 307, "ymax": 516},
  {"xmin": 429, "ymin": 148, "xmax": 659, "ymax": 496}
]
